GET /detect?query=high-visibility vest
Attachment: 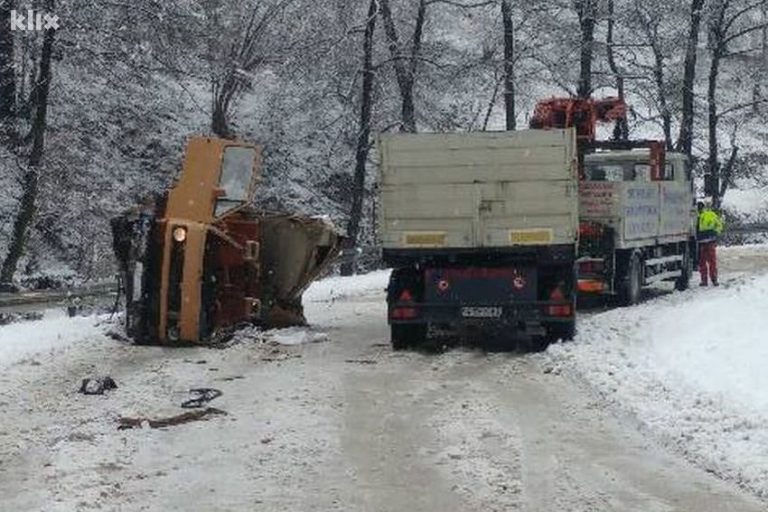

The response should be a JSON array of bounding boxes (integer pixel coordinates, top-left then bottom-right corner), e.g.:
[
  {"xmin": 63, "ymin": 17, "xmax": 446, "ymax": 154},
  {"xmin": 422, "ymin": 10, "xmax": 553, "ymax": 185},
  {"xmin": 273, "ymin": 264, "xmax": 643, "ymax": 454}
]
[{"xmin": 698, "ymin": 209, "xmax": 724, "ymax": 240}]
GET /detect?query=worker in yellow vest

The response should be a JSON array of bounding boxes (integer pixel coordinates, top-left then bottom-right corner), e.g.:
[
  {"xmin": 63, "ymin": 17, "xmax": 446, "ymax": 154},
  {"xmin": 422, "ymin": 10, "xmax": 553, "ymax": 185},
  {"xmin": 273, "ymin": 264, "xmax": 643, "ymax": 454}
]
[{"xmin": 697, "ymin": 201, "xmax": 725, "ymax": 286}]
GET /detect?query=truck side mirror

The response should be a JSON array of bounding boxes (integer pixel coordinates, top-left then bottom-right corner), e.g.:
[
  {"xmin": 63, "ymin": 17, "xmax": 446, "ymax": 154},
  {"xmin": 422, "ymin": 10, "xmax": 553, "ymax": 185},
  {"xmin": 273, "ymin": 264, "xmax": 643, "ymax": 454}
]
[{"xmin": 704, "ymin": 174, "xmax": 719, "ymax": 197}]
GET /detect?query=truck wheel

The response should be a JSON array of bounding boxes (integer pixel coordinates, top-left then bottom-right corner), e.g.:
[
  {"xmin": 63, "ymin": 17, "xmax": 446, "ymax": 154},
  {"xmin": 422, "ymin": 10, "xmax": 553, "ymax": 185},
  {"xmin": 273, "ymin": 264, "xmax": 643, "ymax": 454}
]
[
  {"xmin": 391, "ymin": 323, "xmax": 427, "ymax": 350},
  {"xmin": 522, "ymin": 336, "xmax": 550, "ymax": 353},
  {"xmin": 675, "ymin": 246, "xmax": 692, "ymax": 291},
  {"xmin": 618, "ymin": 252, "xmax": 643, "ymax": 306},
  {"xmin": 547, "ymin": 320, "xmax": 576, "ymax": 343}
]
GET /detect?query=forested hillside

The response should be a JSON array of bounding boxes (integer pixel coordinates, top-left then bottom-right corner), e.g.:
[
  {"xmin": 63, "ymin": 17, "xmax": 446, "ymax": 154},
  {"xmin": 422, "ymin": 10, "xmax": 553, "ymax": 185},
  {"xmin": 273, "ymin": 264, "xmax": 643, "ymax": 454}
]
[{"xmin": 1, "ymin": 0, "xmax": 767, "ymax": 285}]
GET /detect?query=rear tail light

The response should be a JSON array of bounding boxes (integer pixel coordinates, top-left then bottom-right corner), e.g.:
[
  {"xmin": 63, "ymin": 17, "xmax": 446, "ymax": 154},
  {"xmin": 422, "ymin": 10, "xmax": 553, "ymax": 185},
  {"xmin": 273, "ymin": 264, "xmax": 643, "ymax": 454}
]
[
  {"xmin": 578, "ymin": 259, "xmax": 605, "ymax": 275},
  {"xmin": 391, "ymin": 289, "xmax": 418, "ymax": 320},
  {"xmin": 578, "ymin": 279, "xmax": 606, "ymax": 293},
  {"xmin": 546, "ymin": 286, "xmax": 572, "ymax": 317}
]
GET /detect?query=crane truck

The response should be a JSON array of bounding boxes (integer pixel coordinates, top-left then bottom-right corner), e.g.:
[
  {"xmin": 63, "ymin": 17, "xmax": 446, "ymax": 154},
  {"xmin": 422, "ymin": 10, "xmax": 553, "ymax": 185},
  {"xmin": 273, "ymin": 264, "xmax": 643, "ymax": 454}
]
[
  {"xmin": 379, "ymin": 97, "xmax": 696, "ymax": 351},
  {"xmin": 531, "ymin": 97, "xmax": 697, "ymax": 305}
]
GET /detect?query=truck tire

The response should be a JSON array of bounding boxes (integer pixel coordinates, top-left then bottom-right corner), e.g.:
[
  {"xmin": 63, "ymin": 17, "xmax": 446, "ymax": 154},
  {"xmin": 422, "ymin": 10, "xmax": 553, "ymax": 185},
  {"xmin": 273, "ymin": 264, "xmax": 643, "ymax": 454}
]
[
  {"xmin": 618, "ymin": 252, "xmax": 643, "ymax": 306},
  {"xmin": 675, "ymin": 244, "xmax": 692, "ymax": 291},
  {"xmin": 391, "ymin": 323, "xmax": 427, "ymax": 350},
  {"xmin": 522, "ymin": 336, "xmax": 550, "ymax": 353},
  {"xmin": 547, "ymin": 320, "xmax": 576, "ymax": 343}
]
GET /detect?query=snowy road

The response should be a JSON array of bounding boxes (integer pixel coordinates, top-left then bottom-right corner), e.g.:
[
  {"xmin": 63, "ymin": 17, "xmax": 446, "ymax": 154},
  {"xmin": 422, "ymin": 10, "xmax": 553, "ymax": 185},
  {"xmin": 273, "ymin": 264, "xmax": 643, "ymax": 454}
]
[{"xmin": 1, "ymin": 247, "xmax": 767, "ymax": 511}]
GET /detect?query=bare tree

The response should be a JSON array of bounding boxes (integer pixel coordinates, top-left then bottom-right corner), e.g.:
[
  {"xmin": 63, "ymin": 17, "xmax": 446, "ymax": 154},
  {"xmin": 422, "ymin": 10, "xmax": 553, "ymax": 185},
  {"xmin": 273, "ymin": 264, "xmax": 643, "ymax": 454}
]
[
  {"xmin": 575, "ymin": 0, "xmax": 598, "ymax": 98},
  {"xmin": 605, "ymin": 0, "xmax": 628, "ymax": 140},
  {"xmin": 620, "ymin": 0, "xmax": 687, "ymax": 150},
  {"xmin": 208, "ymin": 0, "xmax": 298, "ymax": 138},
  {"xmin": 0, "ymin": 0, "xmax": 15, "ymax": 139},
  {"xmin": 501, "ymin": 0, "xmax": 516, "ymax": 129},
  {"xmin": 342, "ymin": 0, "xmax": 379, "ymax": 276},
  {"xmin": 380, "ymin": 0, "xmax": 427, "ymax": 133},
  {"xmin": 1, "ymin": 0, "xmax": 56, "ymax": 284},
  {"xmin": 677, "ymin": 0, "xmax": 706, "ymax": 157},
  {"xmin": 704, "ymin": 0, "xmax": 768, "ymax": 208}
]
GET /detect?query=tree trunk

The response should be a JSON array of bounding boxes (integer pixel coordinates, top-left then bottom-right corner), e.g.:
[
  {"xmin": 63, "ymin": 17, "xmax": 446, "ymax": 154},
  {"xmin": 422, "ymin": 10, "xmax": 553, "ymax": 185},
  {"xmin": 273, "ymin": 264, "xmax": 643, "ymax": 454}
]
[
  {"xmin": 501, "ymin": 0, "xmax": 516, "ymax": 130},
  {"xmin": 211, "ymin": 73, "xmax": 238, "ymax": 139},
  {"xmin": 757, "ymin": 2, "xmax": 768, "ymax": 115},
  {"xmin": 575, "ymin": 0, "xmax": 597, "ymax": 98},
  {"xmin": 341, "ymin": 0, "xmax": 378, "ymax": 276},
  {"xmin": 707, "ymin": 46, "xmax": 721, "ymax": 208},
  {"xmin": 676, "ymin": 0, "xmax": 705, "ymax": 157},
  {"xmin": 606, "ymin": 0, "xmax": 627, "ymax": 140},
  {"xmin": 0, "ymin": 4, "xmax": 56, "ymax": 284},
  {"xmin": 651, "ymin": 43, "xmax": 673, "ymax": 150},
  {"xmin": 718, "ymin": 143, "xmax": 737, "ymax": 205},
  {"xmin": 0, "ymin": 0, "xmax": 16, "ymax": 137},
  {"xmin": 380, "ymin": 0, "xmax": 426, "ymax": 133}
]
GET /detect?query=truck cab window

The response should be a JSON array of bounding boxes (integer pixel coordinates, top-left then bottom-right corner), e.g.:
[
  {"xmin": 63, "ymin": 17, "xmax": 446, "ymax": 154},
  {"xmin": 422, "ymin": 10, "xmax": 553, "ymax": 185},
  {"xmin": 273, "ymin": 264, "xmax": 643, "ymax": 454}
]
[
  {"xmin": 634, "ymin": 164, "xmax": 651, "ymax": 182},
  {"xmin": 664, "ymin": 163, "xmax": 675, "ymax": 180},
  {"xmin": 586, "ymin": 164, "xmax": 634, "ymax": 182},
  {"xmin": 216, "ymin": 146, "xmax": 257, "ymax": 217}
]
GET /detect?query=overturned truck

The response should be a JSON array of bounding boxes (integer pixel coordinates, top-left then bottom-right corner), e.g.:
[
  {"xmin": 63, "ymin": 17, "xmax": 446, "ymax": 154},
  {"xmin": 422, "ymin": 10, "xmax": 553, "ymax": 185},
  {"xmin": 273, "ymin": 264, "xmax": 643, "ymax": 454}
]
[{"xmin": 111, "ymin": 137, "xmax": 342, "ymax": 344}]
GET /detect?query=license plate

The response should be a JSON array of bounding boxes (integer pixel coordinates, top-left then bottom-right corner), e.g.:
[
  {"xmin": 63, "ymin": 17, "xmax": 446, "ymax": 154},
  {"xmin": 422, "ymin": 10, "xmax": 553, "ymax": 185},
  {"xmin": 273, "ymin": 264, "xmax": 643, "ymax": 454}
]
[{"xmin": 461, "ymin": 306, "xmax": 503, "ymax": 318}]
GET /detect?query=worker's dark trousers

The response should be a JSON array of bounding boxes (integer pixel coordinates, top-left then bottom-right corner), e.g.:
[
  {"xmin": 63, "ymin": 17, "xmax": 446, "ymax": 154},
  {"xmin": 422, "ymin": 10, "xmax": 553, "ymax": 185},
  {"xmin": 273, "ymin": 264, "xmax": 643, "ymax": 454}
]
[{"xmin": 699, "ymin": 241, "xmax": 718, "ymax": 285}]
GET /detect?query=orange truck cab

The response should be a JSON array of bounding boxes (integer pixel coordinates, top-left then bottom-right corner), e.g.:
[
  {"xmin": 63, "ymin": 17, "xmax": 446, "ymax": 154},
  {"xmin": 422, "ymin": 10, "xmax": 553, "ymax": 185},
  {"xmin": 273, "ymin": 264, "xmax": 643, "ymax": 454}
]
[{"xmin": 112, "ymin": 137, "xmax": 342, "ymax": 344}]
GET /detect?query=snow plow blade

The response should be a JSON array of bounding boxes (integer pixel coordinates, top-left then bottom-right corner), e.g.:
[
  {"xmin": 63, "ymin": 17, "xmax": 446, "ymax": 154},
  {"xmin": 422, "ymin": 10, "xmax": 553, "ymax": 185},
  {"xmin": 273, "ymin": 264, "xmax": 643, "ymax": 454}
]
[{"xmin": 257, "ymin": 213, "xmax": 343, "ymax": 327}]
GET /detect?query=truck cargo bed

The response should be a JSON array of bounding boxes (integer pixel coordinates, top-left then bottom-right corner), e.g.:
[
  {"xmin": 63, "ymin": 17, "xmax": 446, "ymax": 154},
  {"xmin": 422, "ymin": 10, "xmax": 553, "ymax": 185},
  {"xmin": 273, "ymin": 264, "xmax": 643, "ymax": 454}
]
[{"xmin": 377, "ymin": 130, "xmax": 579, "ymax": 251}]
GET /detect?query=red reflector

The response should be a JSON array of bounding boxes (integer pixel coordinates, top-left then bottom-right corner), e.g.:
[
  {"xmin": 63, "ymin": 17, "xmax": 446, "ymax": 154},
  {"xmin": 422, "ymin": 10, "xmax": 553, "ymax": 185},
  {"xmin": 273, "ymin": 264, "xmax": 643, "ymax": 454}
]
[
  {"xmin": 547, "ymin": 287, "xmax": 572, "ymax": 317},
  {"xmin": 392, "ymin": 307, "xmax": 418, "ymax": 319},
  {"xmin": 578, "ymin": 279, "xmax": 606, "ymax": 293},
  {"xmin": 547, "ymin": 304, "xmax": 572, "ymax": 317},
  {"xmin": 392, "ymin": 288, "xmax": 418, "ymax": 319},
  {"xmin": 578, "ymin": 259, "xmax": 604, "ymax": 274}
]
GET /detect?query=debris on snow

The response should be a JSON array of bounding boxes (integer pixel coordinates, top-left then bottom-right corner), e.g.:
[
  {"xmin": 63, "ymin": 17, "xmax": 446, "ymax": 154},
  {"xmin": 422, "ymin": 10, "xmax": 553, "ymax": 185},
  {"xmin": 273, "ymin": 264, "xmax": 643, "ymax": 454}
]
[
  {"xmin": 181, "ymin": 388, "xmax": 223, "ymax": 409},
  {"xmin": 267, "ymin": 327, "xmax": 328, "ymax": 346},
  {"xmin": 79, "ymin": 376, "xmax": 118, "ymax": 395},
  {"xmin": 118, "ymin": 407, "xmax": 228, "ymax": 430}
]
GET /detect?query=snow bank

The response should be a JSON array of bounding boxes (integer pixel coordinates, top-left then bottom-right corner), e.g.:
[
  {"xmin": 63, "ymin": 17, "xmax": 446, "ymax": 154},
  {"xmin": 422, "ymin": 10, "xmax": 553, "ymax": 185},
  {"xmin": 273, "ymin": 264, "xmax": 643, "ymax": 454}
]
[
  {"xmin": 549, "ymin": 273, "xmax": 768, "ymax": 497},
  {"xmin": 0, "ymin": 311, "xmax": 103, "ymax": 367},
  {"xmin": 651, "ymin": 277, "xmax": 768, "ymax": 412},
  {"xmin": 304, "ymin": 269, "xmax": 390, "ymax": 303}
]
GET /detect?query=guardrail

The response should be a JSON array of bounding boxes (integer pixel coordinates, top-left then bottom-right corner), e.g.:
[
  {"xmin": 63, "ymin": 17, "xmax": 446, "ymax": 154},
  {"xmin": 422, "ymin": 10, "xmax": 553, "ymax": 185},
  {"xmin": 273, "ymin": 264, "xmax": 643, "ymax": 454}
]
[
  {"xmin": 0, "ymin": 281, "xmax": 117, "ymax": 309},
  {"xmin": 3, "ymin": 227, "xmax": 763, "ymax": 311},
  {"xmin": 725, "ymin": 223, "xmax": 768, "ymax": 234}
]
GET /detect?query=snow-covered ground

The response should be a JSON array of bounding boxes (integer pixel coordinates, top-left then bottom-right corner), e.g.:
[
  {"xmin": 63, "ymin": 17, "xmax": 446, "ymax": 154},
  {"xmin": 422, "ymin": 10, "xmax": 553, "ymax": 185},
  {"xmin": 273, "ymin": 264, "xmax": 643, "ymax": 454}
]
[
  {"xmin": 0, "ymin": 310, "xmax": 105, "ymax": 368},
  {"xmin": 2, "ymin": 251, "xmax": 768, "ymax": 510},
  {"xmin": 549, "ymin": 244, "xmax": 768, "ymax": 498}
]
